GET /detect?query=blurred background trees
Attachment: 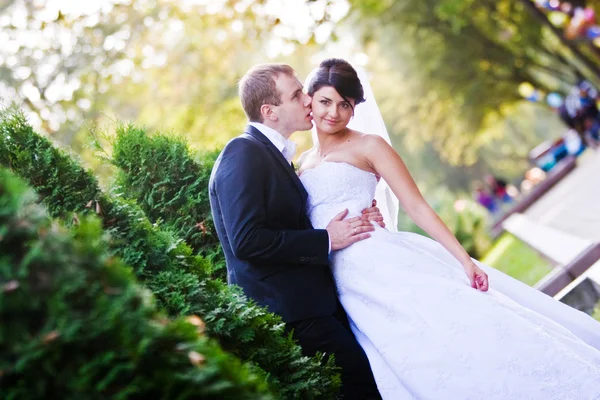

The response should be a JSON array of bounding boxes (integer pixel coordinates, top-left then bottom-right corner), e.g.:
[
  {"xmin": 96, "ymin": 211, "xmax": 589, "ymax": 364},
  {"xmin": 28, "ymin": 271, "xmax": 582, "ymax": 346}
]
[
  {"xmin": 5, "ymin": 0, "xmax": 600, "ymax": 258},
  {"xmin": 5, "ymin": 0, "xmax": 599, "ymax": 261},
  {"xmin": 4, "ymin": 0, "xmax": 598, "ymax": 192}
]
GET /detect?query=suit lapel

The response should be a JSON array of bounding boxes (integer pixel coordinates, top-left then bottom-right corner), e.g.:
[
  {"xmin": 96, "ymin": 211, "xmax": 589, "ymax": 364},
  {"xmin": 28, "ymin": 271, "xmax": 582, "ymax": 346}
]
[{"xmin": 244, "ymin": 126, "xmax": 308, "ymax": 202}]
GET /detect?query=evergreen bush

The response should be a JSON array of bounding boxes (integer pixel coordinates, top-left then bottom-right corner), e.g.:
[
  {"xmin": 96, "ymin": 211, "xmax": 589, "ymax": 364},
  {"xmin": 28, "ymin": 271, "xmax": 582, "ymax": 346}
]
[
  {"xmin": 0, "ymin": 106, "xmax": 341, "ymax": 399},
  {"xmin": 399, "ymin": 189, "xmax": 492, "ymax": 259},
  {"xmin": 0, "ymin": 168, "xmax": 272, "ymax": 399},
  {"xmin": 105, "ymin": 124, "xmax": 225, "ymax": 279}
]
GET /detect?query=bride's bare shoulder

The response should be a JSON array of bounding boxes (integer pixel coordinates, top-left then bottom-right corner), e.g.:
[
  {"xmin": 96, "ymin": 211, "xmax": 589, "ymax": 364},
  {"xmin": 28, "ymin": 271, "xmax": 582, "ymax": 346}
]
[
  {"xmin": 349, "ymin": 129, "xmax": 382, "ymax": 140},
  {"xmin": 353, "ymin": 131, "xmax": 389, "ymax": 147}
]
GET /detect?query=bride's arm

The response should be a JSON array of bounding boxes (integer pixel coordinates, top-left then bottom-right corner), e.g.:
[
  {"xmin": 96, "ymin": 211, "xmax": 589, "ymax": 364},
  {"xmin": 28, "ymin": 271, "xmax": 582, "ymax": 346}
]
[{"xmin": 363, "ymin": 135, "xmax": 488, "ymax": 290}]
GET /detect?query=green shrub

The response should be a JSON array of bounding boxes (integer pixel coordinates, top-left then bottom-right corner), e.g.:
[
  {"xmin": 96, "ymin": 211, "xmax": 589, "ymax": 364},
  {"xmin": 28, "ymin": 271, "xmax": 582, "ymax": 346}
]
[
  {"xmin": 0, "ymin": 106, "xmax": 341, "ymax": 399},
  {"xmin": 105, "ymin": 124, "xmax": 225, "ymax": 279},
  {"xmin": 0, "ymin": 168, "xmax": 272, "ymax": 400},
  {"xmin": 398, "ymin": 189, "xmax": 492, "ymax": 259}
]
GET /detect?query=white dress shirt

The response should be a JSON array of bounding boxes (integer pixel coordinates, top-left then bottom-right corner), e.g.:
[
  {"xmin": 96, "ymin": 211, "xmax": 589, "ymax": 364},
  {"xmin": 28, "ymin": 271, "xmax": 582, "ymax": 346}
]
[
  {"xmin": 248, "ymin": 122, "xmax": 330, "ymax": 253},
  {"xmin": 249, "ymin": 122, "xmax": 297, "ymax": 164}
]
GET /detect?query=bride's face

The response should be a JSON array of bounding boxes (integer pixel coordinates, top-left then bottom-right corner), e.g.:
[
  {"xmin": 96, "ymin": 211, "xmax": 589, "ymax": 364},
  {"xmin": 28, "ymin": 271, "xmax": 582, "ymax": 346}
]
[{"xmin": 311, "ymin": 86, "xmax": 355, "ymax": 134}]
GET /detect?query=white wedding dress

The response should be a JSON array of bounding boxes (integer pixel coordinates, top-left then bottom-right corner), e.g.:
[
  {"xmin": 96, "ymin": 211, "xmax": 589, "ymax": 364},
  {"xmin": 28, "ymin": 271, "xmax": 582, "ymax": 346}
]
[{"xmin": 299, "ymin": 161, "xmax": 600, "ymax": 400}]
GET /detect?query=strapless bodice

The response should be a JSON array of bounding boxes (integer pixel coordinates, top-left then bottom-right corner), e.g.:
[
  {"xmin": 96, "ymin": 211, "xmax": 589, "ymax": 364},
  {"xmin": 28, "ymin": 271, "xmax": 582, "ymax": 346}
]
[{"xmin": 299, "ymin": 161, "xmax": 378, "ymax": 229}]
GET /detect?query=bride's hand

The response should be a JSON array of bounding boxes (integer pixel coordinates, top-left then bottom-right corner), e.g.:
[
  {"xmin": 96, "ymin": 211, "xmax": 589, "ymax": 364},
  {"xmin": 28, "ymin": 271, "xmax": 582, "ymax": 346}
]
[
  {"xmin": 361, "ymin": 199, "xmax": 386, "ymax": 228},
  {"xmin": 462, "ymin": 261, "xmax": 489, "ymax": 292}
]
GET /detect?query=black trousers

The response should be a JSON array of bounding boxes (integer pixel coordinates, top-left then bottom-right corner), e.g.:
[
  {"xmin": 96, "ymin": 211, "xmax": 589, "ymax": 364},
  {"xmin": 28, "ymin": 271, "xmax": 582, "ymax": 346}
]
[{"xmin": 286, "ymin": 308, "xmax": 382, "ymax": 400}]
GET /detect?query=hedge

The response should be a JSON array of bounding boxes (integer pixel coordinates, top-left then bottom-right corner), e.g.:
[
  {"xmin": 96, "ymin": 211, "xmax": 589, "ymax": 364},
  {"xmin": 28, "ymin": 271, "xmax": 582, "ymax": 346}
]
[
  {"xmin": 0, "ymin": 168, "xmax": 272, "ymax": 399},
  {"xmin": 107, "ymin": 124, "xmax": 225, "ymax": 279},
  {"xmin": 0, "ymin": 106, "xmax": 340, "ymax": 399}
]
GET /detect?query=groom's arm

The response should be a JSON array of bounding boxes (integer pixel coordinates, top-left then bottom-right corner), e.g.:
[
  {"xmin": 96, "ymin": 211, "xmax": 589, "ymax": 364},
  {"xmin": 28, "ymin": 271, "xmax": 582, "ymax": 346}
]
[{"xmin": 214, "ymin": 139, "xmax": 329, "ymax": 266}]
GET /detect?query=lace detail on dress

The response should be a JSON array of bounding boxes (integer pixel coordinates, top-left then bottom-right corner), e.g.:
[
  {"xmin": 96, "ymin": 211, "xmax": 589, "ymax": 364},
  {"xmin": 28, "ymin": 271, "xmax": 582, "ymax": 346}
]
[{"xmin": 300, "ymin": 161, "xmax": 378, "ymax": 229}]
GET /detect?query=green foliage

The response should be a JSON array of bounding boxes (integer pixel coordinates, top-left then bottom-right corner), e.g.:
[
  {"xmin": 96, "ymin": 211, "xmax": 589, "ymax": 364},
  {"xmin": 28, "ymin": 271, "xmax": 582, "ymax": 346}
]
[
  {"xmin": 447, "ymin": 203, "xmax": 493, "ymax": 260},
  {"xmin": 481, "ymin": 233, "xmax": 552, "ymax": 286},
  {"xmin": 105, "ymin": 124, "xmax": 225, "ymax": 279},
  {"xmin": 0, "ymin": 106, "xmax": 341, "ymax": 399},
  {"xmin": 342, "ymin": 0, "xmax": 588, "ymax": 165},
  {"xmin": 0, "ymin": 0, "xmax": 273, "ymax": 149},
  {"xmin": 593, "ymin": 301, "xmax": 600, "ymax": 322},
  {"xmin": 399, "ymin": 191, "xmax": 492, "ymax": 259},
  {"xmin": 0, "ymin": 168, "xmax": 272, "ymax": 399}
]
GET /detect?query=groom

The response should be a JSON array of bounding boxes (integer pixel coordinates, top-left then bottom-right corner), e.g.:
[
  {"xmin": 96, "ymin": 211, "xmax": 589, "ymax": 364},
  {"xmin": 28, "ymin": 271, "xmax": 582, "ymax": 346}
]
[{"xmin": 209, "ymin": 63, "xmax": 382, "ymax": 399}]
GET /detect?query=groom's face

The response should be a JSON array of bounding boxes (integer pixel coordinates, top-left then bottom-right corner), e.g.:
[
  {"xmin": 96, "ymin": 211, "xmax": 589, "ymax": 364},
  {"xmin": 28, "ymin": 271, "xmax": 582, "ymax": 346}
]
[{"xmin": 272, "ymin": 73, "xmax": 313, "ymax": 135}]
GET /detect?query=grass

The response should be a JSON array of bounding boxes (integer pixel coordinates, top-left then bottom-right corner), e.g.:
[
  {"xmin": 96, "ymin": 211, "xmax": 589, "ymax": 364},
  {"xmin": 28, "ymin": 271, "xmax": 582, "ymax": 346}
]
[{"xmin": 481, "ymin": 233, "xmax": 553, "ymax": 287}]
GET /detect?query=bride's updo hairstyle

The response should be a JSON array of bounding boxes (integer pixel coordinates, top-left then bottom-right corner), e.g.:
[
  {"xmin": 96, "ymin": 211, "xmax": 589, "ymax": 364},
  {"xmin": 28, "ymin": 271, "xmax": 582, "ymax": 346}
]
[{"xmin": 307, "ymin": 58, "xmax": 366, "ymax": 110}]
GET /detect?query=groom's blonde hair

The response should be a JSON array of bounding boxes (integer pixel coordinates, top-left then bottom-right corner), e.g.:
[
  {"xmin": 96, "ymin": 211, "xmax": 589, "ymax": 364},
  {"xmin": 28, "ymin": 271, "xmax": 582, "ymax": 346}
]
[{"xmin": 239, "ymin": 63, "xmax": 296, "ymax": 123}]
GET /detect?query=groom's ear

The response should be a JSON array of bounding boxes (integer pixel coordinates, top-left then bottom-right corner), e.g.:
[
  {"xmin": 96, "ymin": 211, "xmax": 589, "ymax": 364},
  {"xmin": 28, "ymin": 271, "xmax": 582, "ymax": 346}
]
[{"xmin": 260, "ymin": 104, "xmax": 277, "ymax": 122}]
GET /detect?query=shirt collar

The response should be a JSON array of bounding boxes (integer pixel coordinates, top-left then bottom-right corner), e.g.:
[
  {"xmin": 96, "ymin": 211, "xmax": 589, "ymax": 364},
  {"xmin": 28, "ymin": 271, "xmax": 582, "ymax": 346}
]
[{"xmin": 249, "ymin": 122, "xmax": 297, "ymax": 162}]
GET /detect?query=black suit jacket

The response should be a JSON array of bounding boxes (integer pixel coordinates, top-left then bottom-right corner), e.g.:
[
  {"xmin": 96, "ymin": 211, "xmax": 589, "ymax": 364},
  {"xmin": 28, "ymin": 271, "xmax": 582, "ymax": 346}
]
[{"xmin": 209, "ymin": 125, "xmax": 338, "ymax": 322}]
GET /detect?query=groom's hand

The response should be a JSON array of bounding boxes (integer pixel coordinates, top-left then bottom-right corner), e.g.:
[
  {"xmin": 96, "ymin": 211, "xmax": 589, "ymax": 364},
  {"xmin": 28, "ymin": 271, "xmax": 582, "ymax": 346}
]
[
  {"xmin": 326, "ymin": 209, "xmax": 375, "ymax": 251},
  {"xmin": 361, "ymin": 199, "xmax": 386, "ymax": 228}
]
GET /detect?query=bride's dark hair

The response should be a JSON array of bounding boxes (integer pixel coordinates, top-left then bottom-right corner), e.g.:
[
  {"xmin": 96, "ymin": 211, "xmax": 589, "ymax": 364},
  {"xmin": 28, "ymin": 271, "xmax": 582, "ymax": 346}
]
[{"xmin": 307, "ymin": 58, "xmax": 365, "ymax": 108}]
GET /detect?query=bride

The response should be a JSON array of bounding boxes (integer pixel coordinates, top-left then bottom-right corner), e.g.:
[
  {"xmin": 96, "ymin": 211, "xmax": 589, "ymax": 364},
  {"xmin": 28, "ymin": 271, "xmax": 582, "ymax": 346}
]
[{"xmin": 298, "ymin": 58, "xmax": 600, "ymax": 399}]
